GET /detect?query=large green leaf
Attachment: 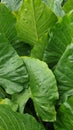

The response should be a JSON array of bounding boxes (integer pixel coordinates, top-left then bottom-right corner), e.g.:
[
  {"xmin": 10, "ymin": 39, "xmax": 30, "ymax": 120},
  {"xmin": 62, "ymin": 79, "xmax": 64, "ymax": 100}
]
[
  {"xmin": 16, "ymin": 0, "xmax": 57, "ymax": 45},
  {"xmin": 1, "ymin": 0, "xmax": 23, "ymax": 11},
  {"xmin": 31, "ymin": 15, "xmax": 72, "ymax": 67},
  {"xmin": 20, "ymin": 57, "xmax": 58, "ymax": 121},
  {"xmin": 0, "ymin": 33, "xmax": 28, "ymax": 94},
  {"xmin": 0, "ymin": 105, "xmax": 45, "ymax": 130},
  {"xmin": 54, "ymin": 44, "xmax": 73, "ymax": 99},
  {"xmin": 54, "ymin": 95, "xmax": 73, "ymax": 130},
  {"xmin": 63, "ymin": 0, "xmax": 73, "ymax": 13},
  {"xmin": 42, "ymin": 0, "xmax": 65, "ymax": 17},
  {"xmin": 0, "ymin": 4, "xmax": 17, "ymax": 43}
]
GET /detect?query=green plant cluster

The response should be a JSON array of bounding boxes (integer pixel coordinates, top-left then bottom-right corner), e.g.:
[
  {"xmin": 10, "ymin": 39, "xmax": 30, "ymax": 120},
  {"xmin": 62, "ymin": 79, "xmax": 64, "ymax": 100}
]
[{"xmin": 0, "ymin": 0, "xmax": 73, "ymax": 130}]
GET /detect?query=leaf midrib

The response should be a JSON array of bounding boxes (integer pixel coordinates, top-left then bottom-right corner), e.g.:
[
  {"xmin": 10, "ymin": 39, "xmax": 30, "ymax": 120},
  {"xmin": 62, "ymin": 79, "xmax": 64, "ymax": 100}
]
[{"xmin": 32, "ymin": 0, "xmax": 39, "ymax": 42}]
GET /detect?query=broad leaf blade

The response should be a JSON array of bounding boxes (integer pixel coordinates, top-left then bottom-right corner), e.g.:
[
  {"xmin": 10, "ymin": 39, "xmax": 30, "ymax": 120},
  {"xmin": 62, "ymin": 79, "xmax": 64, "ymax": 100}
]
[
  {"xmin": 16, "ymin": 0, "xmax": 57, "ymax": 45},
  {"xmin": 23, "ymin": 57, "xmax": 58, "ymax": 121},
  {"xmin": 0, "ymin": 33, "xmax": 28, "ymax": 94},
  {"xmin": 0, "ymin": 105, "xmax": 45, "ymax": 130},
  {"xmin": 32, "ymin": 15, "xmax": 72, "ymax": 67},
  {"xmin": 54, "ymin": 44, "xmax": 73, "ymax": 99}
]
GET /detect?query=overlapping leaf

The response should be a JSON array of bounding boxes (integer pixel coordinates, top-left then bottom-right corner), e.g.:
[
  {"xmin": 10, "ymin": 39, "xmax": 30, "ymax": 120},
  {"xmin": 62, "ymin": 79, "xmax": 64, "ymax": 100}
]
[
  {"xmin": 31, "ymin": 15, "xmax": 72, "ymax": 67},
  {"xmin": 12, "ymin": 88, "xmax": 30, "ymax": 113},
  {"xmin": 1, "ymin": 0, "xmax": 23, "ymax": 11},
  {"xmin": 44, "ymin": 16, "xmax": 72, "ymax": 67},
  {"xmin": 0, "ymin": 33, "xmax": 28, "ymax": 94},
  {"xmin": 22, "ymin": 57, "xmax": 58, "ymax": 121},
  {"xmin": 16, "ymin": 0, "xmax": 57, "ymax": 45},
  {"xmin": 0, "ymin": 105, "xmax": 45, "ymax": 130},
  {"xmin": 0, "ymin": 0, "xmax": 73, "ymax": 129},
  {"xmin": 42, "ymin": 0, "xmax": 65, "ymax": 17},
  {"xmin": 54, "ymin": 44, "xmax": 73, "ymax": 99},
  {"xmin": 54, "ymin": 95, "xmax": 73, "ymax": 130}
]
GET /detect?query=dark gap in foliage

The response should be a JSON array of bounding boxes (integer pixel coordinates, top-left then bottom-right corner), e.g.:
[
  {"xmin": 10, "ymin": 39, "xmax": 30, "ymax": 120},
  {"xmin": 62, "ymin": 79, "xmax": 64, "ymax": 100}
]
[
  {"xmin": 24, "ymin": 98, "xmax": 56, "ymax": 130},
  {"xmin": 47, "ymin": 57, "xmax": 58, "ymax": 70},
  {"xmin": 61, "ymin": 0, "xmax": 67, "ymax": 6},
  {"xmin": 48, "ymin": 63, "xmax": 56, "ymax": 70},
  {"xmin": 0, "ymin": 86, "xmax": 11, "ymax": 99},
  {"xmin": 55, "ymin": 100, "xmax": 60, "ymax": 111},
  {"xmin": 24, "ymin": 98, "xmax": 39, "ymax": 120},
  {"xmin": 43, "ymin": 122, "xmax": 54, "ymax": 130},
  {"xmin": 13, "ymin": 42, "xmax": 32, "ymax": 56}
]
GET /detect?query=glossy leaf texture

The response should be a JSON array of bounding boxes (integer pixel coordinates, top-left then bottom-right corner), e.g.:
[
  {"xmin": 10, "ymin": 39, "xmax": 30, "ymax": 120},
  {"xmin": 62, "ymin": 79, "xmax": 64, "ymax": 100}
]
[
  {"xmin": 0, "ymin": 33, "xmax": 28, "ymax": 94},
  {"xmin": 0, "ymin": 105, "xmax": 45, "ymax": 130},
  {"xmin": 0, "ymin": 4, "xmax": 17, "ymax": 43},
  {"xmin": 1, "ymin": 0, "xmax": 23, "ymax": 11},
  {"xmin": 42, "ymin": 0, "xmax": 65, "ymax": 17},
  {"xmin": 16, "ymin": 0, "xmax": 57, "ymax": 45},
  {"xmin": 31, "ymin": 14, "xmax": 72, "ymax": 67},
  {"xmin": 54, "ymin": 95, "xmax": 73, "ymax": 130},
  {"xmin": 54, "ymin": 44, "xmax": 73, "ymax": 100},
  {"xmin": 22, "ymin": 57, "xmax": 58, "ymax": 121}
]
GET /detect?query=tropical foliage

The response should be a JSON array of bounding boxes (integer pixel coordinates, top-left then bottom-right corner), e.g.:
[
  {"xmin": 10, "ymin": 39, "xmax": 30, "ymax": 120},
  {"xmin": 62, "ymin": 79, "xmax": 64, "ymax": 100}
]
[{"xmin": 0, "ymin": 0, "xmax": 73, "ymax": 129}]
